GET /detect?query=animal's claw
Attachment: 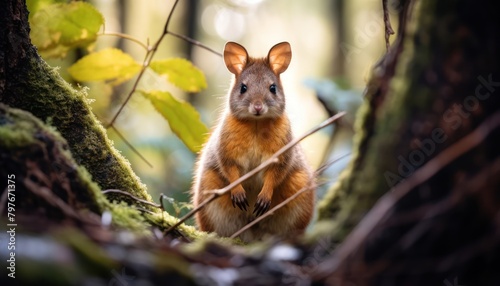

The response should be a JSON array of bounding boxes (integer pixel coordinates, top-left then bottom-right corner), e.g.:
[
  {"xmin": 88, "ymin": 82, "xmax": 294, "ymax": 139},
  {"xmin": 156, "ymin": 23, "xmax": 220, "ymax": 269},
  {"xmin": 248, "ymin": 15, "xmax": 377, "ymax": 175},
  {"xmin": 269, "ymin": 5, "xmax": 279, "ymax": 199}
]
[
  {"xmin": 231, "ymin": 191, "xmax": 249, "ymax": 211},
  {"xmin": 253, "ymin": 197, "xmax": 271, "ymax": 217}
]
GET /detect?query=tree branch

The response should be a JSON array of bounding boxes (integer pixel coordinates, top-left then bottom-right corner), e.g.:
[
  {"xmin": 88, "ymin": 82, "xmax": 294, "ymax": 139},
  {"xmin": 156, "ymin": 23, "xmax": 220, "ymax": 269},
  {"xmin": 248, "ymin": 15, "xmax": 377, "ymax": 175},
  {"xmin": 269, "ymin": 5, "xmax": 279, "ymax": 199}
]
[
  {"xmin": 230, "ymin": 153, "xmax": 351, "ymax": 239},
  {"xmin": 102, "ymin": 189, "xmax": 161, "ymax": 208},
  {"xmin": 109, "ymin": 125, "xmax": 153, "ymax": 168},
  {"xmin": 98, "ymin": 32, "xmax": 149, "ymax": 51},
  {"xmin": 383, "ymin": 0, "xmax": 395, "ymax": 51},
  {"xmin": 106, "ymin": 0, "xmax": 180, "ymax": 128},
  {"xmin": 313, "ymin": 110, "xmax": 500, "ymax": 279},
  {"xmin": 167, "ymin": 31, "xmax": 223, "ymax": 57}
]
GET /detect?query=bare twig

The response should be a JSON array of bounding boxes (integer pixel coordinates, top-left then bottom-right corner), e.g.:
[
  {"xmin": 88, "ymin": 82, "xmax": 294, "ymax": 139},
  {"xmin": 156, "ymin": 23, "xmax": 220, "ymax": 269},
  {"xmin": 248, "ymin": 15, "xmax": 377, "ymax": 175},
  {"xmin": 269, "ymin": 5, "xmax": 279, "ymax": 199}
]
[
  {"xmin": 164, "ymin": 112, "xmax": 346, "ymax": 235},
  {"xmin": 167, "ymin": 31, "xmax": 223, "ymax": 57},
  {"xmin": 230, "ymin": 154, "xmax": 350, "ymax": 239},
  {"xmin": 313, "ymin": 111, "xmax": 500, "ymax": 278},
  {"xmin": 24, "ymin": 177, "xmax": 100, "ymax": 225},
  {"xmin": 100, "ymin": 0, "xmax": 220, "ymax": 168},
  {"xmin": 109, "ymin": 125, "xmax": 153, "ymax": 168},
  {"xmin": 102, "ymin": 189, "xmax": 161, "ymax": 208},
  {"xmin": 106, "ymin": 0, "xmax": 180, "ymax": 128},
  {"xmin": 204, "ymin": 157, "xmax": 279, "ymax": 196},
  {"xmin": 105, "ymin": 54, "xmax": 150, "ymax": 128},
  {"xmin": 316, "ymin": 153, "xmax": 351, "ymax": 175},
  {"xmin": 383, "ymin": 0, "xmax": 395, "ymax": 51},
  {"xmin": 98, "ymin": 32, "xmax": 149, "ymax": 51}
]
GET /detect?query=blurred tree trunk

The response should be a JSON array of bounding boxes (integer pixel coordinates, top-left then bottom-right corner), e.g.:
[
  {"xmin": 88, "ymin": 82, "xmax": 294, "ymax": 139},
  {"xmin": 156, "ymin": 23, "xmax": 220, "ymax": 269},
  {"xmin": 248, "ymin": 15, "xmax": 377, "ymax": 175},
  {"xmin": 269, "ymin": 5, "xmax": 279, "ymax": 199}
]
[{"xmin": 317, "ymin": 0, "xmax": 500, "ymax": 284}]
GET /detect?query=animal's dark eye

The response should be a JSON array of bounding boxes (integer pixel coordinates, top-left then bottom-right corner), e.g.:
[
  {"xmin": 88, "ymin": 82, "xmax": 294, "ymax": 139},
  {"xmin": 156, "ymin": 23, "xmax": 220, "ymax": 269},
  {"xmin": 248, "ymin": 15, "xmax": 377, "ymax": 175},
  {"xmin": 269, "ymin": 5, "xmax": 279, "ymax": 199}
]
[
  {"xmin": 240, "ymin": 84, "xmax": 247, "ymax": 94},
  {"xmin": 269, "ymin": 84, "xmax": 277, "ymax": 94}
]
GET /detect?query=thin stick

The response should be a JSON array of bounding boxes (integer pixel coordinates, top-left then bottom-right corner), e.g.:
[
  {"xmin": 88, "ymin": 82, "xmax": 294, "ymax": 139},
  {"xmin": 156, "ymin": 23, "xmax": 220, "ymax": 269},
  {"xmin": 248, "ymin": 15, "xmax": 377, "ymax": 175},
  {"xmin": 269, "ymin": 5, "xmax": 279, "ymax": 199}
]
[
  {"xmin": 164, "ymin": 112, "xmax": 346, "ymax": 235},
  {"xmin": 24, "ymin": 178, "xmax": 100, "ymax": 225},
  {"xmin": 98, "ymin": 32, "xmax": 149, "ymax": 51},
  {"xmin": 106, "ymin": 0, "xmax": 180, "ymax": 128},
  {"xmin": 106, "ymin": 53, "xmax": 149, "ymax": 128},
  {"xmin": 167, "ymin": 31, "xmax": 223, "ymax": 57},
  {"xmin": 230, "ymin": 154, "xmax": 350, "ymax": 239},
  {"xmin": 102, "ymin": 189, "xmax": 161, "ymax": 208},
  {"xmin": 206, "ymin": 112, "xmax": 346, "ymax": 197},
  {"xmin": 313, "ymin": 111, "xmax": 500, "ymax": 278},
  {"xmin": 109, "ymin": 125, "xmax": 153, "ymax": 168},
  {"xmin": 316, "ymin": 153, "xmax": 351, "ymax": 175},
  {"xmin": 383, "ymin": 0, "xmax": 395, "ymax": 51}
]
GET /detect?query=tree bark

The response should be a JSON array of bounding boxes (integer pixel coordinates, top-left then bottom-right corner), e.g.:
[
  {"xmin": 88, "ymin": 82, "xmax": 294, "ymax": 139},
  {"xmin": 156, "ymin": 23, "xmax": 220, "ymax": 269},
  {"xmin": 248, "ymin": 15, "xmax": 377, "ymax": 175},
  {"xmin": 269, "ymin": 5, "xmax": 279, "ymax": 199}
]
[
  {"xmin": 0, "ymin": 0, "xmax": 153, "ymax": 207},
  {"xmin": 316, "ymin": 0, "xmax": 500, "ymax": 284}
]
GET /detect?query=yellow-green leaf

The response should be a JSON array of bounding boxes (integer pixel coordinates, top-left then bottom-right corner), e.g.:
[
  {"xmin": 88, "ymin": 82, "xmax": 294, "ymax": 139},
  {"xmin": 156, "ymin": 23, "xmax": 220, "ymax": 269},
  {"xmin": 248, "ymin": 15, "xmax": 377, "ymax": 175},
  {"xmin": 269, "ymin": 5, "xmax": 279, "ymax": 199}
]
[
  {"xmin": 150, "ymin": 59, "xmax": 207, "ymax": 92},
  {"xmin": 27, "ymin": 0, "xmax": 66, "ymax": 17},
  {"xmin": 140, "ymin": 90, "xmax": 208, "ymax": 152},
  {"xmin": 30, "ymin": 2, "xmax": 104, "ymax": 58},
  {"xmin": 68, "ymin": 48, "xmax": 141, "ymax": 83}
]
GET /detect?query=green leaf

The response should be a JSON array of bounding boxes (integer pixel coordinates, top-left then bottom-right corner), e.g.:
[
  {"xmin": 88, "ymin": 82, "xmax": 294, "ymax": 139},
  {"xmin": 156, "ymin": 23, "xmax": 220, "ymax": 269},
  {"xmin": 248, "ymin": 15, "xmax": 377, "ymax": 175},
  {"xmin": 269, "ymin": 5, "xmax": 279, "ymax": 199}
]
[
  {"xmin": 68, "ymin": 48, "xmax": 141, "ymax": 83},
  {"xmin": 27, "ymin": 0, "xmax": 66, "ymax": 17},
  {"xmin": 150, "ymin": 59, "xmax": 207, "ymax": 92},
  {"xmin": 140, "ymin": 90, "xmax": 208, "ymax": 152},
  {"xmin": 30, "ymin": 2, "xmax": 104, "ymax": 58}
]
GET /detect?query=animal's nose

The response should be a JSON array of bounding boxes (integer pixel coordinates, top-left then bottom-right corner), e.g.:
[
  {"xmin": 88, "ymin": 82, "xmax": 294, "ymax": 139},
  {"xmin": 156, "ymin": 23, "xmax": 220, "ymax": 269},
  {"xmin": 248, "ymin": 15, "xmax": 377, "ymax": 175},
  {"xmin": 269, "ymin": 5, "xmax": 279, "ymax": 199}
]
[{"xmin": 254, "ymin": 102, "xmax": 263, "ymax": 112}]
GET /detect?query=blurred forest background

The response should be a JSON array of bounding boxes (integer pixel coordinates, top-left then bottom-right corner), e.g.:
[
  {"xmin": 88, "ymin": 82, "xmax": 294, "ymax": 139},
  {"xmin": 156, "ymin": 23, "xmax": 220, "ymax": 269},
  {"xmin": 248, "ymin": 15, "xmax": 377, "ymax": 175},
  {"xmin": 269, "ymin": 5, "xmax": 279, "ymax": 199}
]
[{"xmin": 35, "ymin": 0, "xmax": 395, "ymax": 221}]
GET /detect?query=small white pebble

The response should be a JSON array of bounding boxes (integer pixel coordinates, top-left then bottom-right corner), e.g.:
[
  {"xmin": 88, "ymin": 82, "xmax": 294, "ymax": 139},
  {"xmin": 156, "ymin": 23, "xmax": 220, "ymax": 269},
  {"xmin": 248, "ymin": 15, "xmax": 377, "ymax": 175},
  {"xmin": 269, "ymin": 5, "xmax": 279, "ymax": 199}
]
[
  {"xmin": 267, "ymin": 244, "xmax": 301, "ymax": 261},
  {"xmin": 101, "ymin": 211, "xmax": 112, "ymax": 227}
]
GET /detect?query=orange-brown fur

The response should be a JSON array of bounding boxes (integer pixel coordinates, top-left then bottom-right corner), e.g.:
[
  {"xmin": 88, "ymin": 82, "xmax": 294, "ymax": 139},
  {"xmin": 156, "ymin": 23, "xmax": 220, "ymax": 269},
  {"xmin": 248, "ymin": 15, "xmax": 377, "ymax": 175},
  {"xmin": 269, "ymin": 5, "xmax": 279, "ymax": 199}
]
[{"xmin": 192, "ymin": 42, "xmax": 315, "ymax": 242}]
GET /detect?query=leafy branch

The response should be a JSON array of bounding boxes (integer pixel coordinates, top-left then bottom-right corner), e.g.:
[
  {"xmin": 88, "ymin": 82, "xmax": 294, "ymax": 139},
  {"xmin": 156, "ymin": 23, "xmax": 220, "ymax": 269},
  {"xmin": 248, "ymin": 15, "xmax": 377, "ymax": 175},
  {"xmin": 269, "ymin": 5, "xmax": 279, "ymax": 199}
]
[
  {"xmin": 29, "ymin": 0, "xmax": 219, "ymax": 154},
  {"xmin": 104, "ymin": 0, "xmax": 222, "ymax": 129},
  {"xmin": 105, "ymin": 0, "xmax": 181, "ymax": 128}
]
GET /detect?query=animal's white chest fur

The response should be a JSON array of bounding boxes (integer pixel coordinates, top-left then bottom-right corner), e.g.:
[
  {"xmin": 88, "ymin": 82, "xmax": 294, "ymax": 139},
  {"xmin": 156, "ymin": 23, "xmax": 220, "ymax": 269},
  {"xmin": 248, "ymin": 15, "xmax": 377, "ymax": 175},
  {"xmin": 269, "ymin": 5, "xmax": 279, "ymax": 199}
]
[
  {"xmin": 240, "ymin": 146, "xmax": 265, "ymax": 171},
  {"xmin": 237, "ymin": 140, "xmax": 271, "ymax": 193}
]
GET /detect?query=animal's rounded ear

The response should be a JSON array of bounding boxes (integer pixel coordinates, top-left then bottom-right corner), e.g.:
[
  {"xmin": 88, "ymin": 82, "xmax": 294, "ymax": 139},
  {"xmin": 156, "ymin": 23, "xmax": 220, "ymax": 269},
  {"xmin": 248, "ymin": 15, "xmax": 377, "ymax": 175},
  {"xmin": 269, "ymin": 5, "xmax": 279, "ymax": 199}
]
[
  {"xmin": 224, "ymin": 42, "xmax": 248, "ymax": 75},
  {"xmin": 267, "ymin": 42, "xmax": 292, "ymax": 75}
]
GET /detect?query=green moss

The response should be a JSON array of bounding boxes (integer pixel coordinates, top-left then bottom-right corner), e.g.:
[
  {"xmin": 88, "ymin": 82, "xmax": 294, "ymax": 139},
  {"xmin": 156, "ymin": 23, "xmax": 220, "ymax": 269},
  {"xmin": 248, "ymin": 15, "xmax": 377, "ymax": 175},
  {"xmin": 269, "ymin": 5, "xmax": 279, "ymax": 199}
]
[
  {"xmin": 0, "ymin": 104, "xmax": 200, "ymax": 237},
  {"xmin": 317, "ymin": 1, "xmax": 443, "ymax": 240},
  {"xmin": 317, "ymin": 76, "xmax": 379, "ymax": 219},
  {"xmin": 56, "ymin": 228, "xmax": 118, "ymax": 273},
  {"xmin": 2, "ymin": 46, "xmax": 209, "ymax": 239},
  {"xmin": 0, "ymin": 106, "xmax": 209, "ymax": 238},
  {"xmin": 0, "ymin": 104, "xmax": 152, "ymax": 232},
  {"xmin": 3, "ymin": 54, "xmax": 153, "ymax": 207},
  {"xmin": 16, "ymin": 227, "xmax": 196, "ymax": 284},
  {"xmin": 145, "ymin": 211, "xmax": 205, "ymax": 238},
  {"xmin": 0, "ymin": 109, "xmax": 37, "ymax": 148}
]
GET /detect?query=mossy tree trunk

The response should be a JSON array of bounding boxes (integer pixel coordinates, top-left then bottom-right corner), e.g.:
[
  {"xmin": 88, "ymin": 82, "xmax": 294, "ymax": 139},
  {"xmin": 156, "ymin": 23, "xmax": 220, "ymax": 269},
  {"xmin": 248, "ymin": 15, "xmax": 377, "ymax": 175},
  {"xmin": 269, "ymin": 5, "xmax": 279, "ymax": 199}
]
[
  {"xmin": 316, "ymin": 0, "xmax": 500, "ymax": 284},
  {"xmin": 0, "ymin": 0, "xmax": 153, "ymax": 207}
]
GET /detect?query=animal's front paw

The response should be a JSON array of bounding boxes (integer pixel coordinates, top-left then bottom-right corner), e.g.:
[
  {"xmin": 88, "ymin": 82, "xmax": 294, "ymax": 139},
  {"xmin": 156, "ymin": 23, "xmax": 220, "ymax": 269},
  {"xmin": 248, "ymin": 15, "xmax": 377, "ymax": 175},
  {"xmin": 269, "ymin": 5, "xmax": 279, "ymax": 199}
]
[
  {"xmin": 253, "ymin": 194, "xmax": 271, "ymax": 217},
  {"xmin": 231, "ymin": 187, "xmax": 249, "ymax": 211}
]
